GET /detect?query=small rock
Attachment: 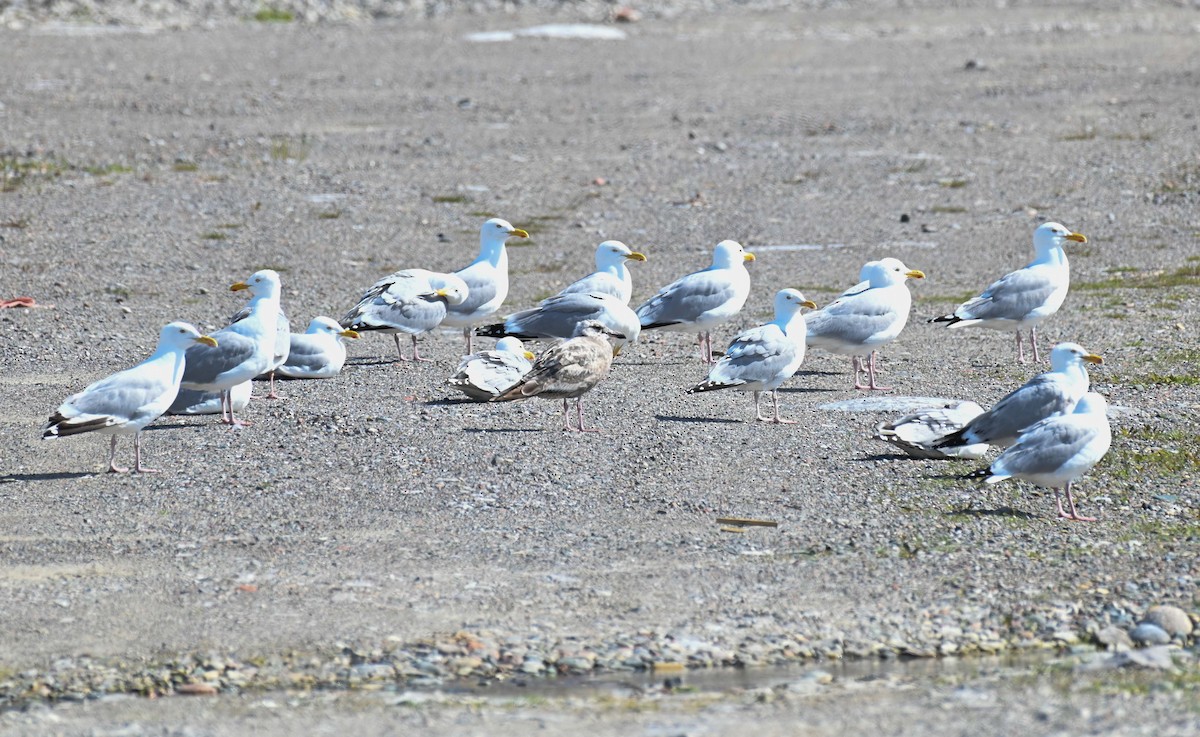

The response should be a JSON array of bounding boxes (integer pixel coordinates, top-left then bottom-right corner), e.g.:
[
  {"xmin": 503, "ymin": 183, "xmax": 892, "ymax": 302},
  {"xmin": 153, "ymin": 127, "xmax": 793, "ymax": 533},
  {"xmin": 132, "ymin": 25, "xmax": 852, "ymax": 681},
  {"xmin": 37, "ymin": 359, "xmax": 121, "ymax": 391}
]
[
  {"xmin": 1140, "ymin": 605, "xmax": 1193, "ymax": 638},
  {"xmin": 1110, "ymin": 646, "xmax": 1176, "ymax": 671},
  {"xmin": 1095, "ymin": 625, "xmax": 1134, "ymax": 651},
  {"xmin": 1129, "ymin": 623, "xmax": 1171, "ymax": 646},
  {"xmin": 175, "ymin": 682, "xmax": 217, "ymax": 696}
]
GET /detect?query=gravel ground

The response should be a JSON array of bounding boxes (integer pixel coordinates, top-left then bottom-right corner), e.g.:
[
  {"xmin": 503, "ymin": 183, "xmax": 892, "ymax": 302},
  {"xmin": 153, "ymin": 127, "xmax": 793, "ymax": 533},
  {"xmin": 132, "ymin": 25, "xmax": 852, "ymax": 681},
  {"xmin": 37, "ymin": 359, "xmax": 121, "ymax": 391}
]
[{"xmin": 1, "ymin": 2, "xmax": 1198, "ymax": 732}]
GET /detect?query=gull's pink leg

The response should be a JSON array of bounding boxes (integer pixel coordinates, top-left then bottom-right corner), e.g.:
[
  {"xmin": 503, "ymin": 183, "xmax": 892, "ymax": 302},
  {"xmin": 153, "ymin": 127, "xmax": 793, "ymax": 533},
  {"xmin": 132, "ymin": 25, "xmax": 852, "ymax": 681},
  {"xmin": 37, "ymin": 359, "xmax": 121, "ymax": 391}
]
[
  {"xmin": 1061, "ymin": 481, "xmax": 1097, "ymax": 522},
  {"xmin": 561, "ymin": 398, "xmax": 573, "ymax": 431},
  {"xmin": 753, "ymin": 391, "xmax": 770, "ymax": 421},
  {"xmin": 411, "ymin": 335, "xmax": 433, "ymax": 363},
  {"xmin": 852, "ymin": 356, "xmax": 869, "ymax": 390},
  {"xmin": 225, "ymin": 389, "xmax": 252, "ymax": 427},
  {"xmin": 264, "ymin": 371, "xmax": 284, "ymax": 400},
  {"xmin": 1054, "ymin": 488, "xmax": 1069, "ymax": 518},
  {"xmin": 1030, "ymin": 327, "xmax": 1041, "ymax": 363},
  {"xmin": 133, "ymin": 432, "xmax": 160, "ymax": 474},
  {"xmin": 392, "ymin": 334, "xmax": 411, "ymax": 362},
  {"xmin": 463, "ymin": 328, "xmax": 474, "ymax": 356},
  {"xmin": 865, "ymin": 351, "xmax": 893, "ymax": 391},
  {"xmin": 697, "ymin": 333, "xmax": 708, "ymax": 363},
  {"xmin": 1015, "ymin": 330, "xmax": 1026, "ymax": 364},
  {"xmin": 577, "ymin": 397, "xmax": 601, "ymax": 433},
  {"xmin": 106, "ymin": 435, "xmax": 129, "ymax": 474},
  {"xmin": 769, "ymin": 391, "xmax": 797, "ymax": 424}
]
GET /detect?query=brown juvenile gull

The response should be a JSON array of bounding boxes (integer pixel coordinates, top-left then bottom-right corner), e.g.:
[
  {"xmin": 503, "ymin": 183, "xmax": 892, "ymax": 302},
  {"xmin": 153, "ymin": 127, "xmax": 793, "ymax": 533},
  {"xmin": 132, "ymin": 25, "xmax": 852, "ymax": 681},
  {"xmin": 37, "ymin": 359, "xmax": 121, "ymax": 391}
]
[
  {"xmin": 490, "ymin": 320, "xmax": 624, "ymax": 432},
  {"xmin": 929, "ymin": 222, "xmax": 1088, "ymax": 363},
  {"xmin": 966, "ymin": 392, "xmax": 1111, "ymax": 522},
  {"xmin": 43, "ymin": 321, "xmax": 217, "ymax": 473}
]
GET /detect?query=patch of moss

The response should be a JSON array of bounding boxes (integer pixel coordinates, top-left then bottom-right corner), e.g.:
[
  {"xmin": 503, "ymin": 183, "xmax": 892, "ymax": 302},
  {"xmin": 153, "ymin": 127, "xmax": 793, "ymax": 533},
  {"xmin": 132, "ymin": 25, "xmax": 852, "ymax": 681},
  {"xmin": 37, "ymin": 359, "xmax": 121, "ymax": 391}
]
[
  {"xmin": 200, "ymin": 232, "xmax": 228, "ymax": 241},
  {"xmin": 269, "ymin": 136, "xmax": 310, "ymax": 162},
  {"xmin": 432, "ymin": 194, "xmax": 468, "ymax": 204},
  {"xmin": 84, "ymin": 163, "xmax": 133, "ymax": 176},
  {"xmin": 318, "ymin": 210, "xmax": 341, "ymax": 220},
  {"xmin": 252, "ymin": 7, "xmax": 294, "ymax": 22},
  {"xmin": 172, "ymin": 161, "xmax": 199, "ymax": 172},
  {"xmin": 937, "ymin": 178, "xmax": 969, "ymax": 189},
  {"xmin": 1075, "ymin": 264, "xmax": 1200, "ymax": 291},
  {"xmin": 930, "ymin": 205, "xmax": 967, "ymax": 214}
]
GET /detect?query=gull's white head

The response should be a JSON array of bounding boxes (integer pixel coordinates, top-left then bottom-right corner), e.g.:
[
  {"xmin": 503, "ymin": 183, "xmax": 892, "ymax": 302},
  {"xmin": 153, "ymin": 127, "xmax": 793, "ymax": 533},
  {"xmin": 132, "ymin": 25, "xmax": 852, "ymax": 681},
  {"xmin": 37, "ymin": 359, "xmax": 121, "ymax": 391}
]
[
  {"xmin": 1073, "ymin": 391, "xmax": 1108, "ymax": 416},
  {"xmin": 481, "ymin": 217, "xmax": 529, "ymax": 244},
  {"xmin": 774, "ymin": 288, "xmax": 818, "ymax": 318},
  {"xmin": 308, "ymin": 316, "xmax": 359, "ymax": 340},
  {"xmin": 712, "ymin": 240, "xmax": 755, "ymax": 268},
  {"xmin": 1034, "ymin": 222, "xmax": 1088, "ymax": 254},
  {"xmin": 160, "ymin": 321, "xmax": 218, "ymax": 349},
  {"xmin": 230, "ymin": 269, "xmax": 282, "ymax": 298},
  {"xmin": 1049, "ymin": 342, "xmax": 1104, "ymax": 371},
  {"xmin": 863, "ymin": 258, "xmax": 925, "ymax": 287},
  {"xmin": 495, "ymin": 336, "xmax": 534, "ymax": 359},
  {"xmin": 435, "ymin": 284, "xmax": 469, "ymax": 306},
  {"xmin": 595, "ymin": 240, "xmax": 647, "ymax": 269}
]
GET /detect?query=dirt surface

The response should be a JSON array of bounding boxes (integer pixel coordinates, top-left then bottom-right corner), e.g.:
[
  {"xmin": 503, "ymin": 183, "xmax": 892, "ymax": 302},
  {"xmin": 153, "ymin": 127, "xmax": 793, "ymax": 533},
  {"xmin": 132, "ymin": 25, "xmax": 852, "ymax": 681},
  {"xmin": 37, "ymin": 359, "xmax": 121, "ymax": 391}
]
[{"xmin": 1, "ymin": 3, "xmax": 1198, "ymax": 732}]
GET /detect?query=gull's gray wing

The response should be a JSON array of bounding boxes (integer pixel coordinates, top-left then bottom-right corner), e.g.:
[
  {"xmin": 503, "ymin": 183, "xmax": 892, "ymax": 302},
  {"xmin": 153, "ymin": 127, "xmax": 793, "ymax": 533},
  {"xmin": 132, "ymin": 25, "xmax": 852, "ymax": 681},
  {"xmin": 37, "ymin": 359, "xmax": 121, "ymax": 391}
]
[
  {"xmin": 181, "ymin": 327, "xmax": 259, "ymax": 386},
  {"xmin": 636, "ymin": 268, "xmax": 734, "ymax": 327},
  {"xmin": 956, "ymin": 266, "xmax": 1060, "ymax": 322},
  {"xmin": 804, "ymin": 290, "xmax": 898, "ymax": 346}
]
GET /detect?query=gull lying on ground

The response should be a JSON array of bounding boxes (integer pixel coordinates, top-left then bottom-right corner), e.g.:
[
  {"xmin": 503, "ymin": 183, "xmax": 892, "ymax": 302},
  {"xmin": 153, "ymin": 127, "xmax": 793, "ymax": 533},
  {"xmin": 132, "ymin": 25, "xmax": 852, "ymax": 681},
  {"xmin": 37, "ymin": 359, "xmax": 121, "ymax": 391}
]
[
  {"xmin": 687, "ymin": 288, "xmax": 817, "ymax": 423},
  {"xmin": 446, "ymin": 336, "xmax": 535, "ymax": 401},
  {"xmin": 635, "ymin": 240, "xmax": 754, "ymax": 363},
  {"xmin": 491, "ymin": 320, "xmax": 624, "ymax": 432},
  {"xmin": 804, "ymin": 257, "xmax": 925, "ymax": 391},
  {"xmin": 929, "ymin": 222, "xmax": 1087, "ymax": 363},
  {"xmin": 180, "ymin": 270, "xmax": 282, "ymax": 427},
  {"xmin": 874, "ymin": 400, "xmax": 988, "ymax": 459},
  {"xmin": 968, "ymin": 391, "xmax": 1112, "ymax": 522},
  {"xmin": 341, "ymin": 269, "xmax": 467, "ymax": 362},
  {"xmin": 278, "ymin": 317, "xmax": 360, "ymax": 378},
  {"xmin": 934, "ymin": 342, "xmax": 1102, "ymax": 450},
  {"xmin": 43, "ymin": 322, "xmax": 217, "ymax": 473}
]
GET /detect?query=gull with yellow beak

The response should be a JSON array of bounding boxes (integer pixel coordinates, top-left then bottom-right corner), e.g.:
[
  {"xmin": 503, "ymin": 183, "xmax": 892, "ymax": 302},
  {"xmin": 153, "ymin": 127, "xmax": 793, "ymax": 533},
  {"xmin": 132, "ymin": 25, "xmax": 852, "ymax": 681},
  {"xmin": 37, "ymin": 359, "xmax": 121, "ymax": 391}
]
[
  {"xmin": 180, "ymin": 269, "xmax": 282, "ymax": 426},
  {"xmin": 635, "ymin": 239, "xmax": 755, "ymax": 363},
  {"xmin": 930, "ymin": 222, "xmax": 1088, "ymax": 363},
  {"xmin": 43, "ymin": 321, "xmax": 218, "ymax": 473},
  {"xmin": 446, "ymin": 336, "xmax": 535, "ymax": 401},
  {"xmin": 340, "ymin": 269, "xmax": 468, "ymax": 362},
  {"xmin": 440, "ymin": 217, "xmax": 530, "ymax": 354},
  {"xmin": 277, "ymin": 316, "xmax": 361, "ymax": 379},
  {"xmin": 804, "ymin": 258, "xmax": 925, "ymax": 391},
  {"xmin": 934, "ymin": 342, "xmax": 1103, "ymax": 451},
  {"xmin": 688, "ymin": 288, "xmax": 817, "ymax": 423},
  {"xmin": 555, "ymin": 240, "xmax": 648, "ymax": 305}
]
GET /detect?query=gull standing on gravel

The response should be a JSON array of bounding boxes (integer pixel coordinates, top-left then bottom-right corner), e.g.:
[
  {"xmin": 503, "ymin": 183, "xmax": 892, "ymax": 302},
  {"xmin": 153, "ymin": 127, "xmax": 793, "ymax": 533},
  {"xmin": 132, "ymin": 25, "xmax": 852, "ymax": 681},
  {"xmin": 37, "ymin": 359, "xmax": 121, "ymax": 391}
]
[
  {"xmin": 555, "ymin": 240, "xmax": 647, "ymax": 304},
  {"xmin": 43, "ymin": 322, "xmax": 217, "ymax": 473},
  {"xmin": 341, "ymin": 269, "xmax": 468, "ymax": 362},
  {"xmin": 240, "ymin": 310, "xmax": 290, "ymax": 399},
  {"xmin": 873, "ymin": 400, "xmax": 989, "ymax": 460},
  {"xmin": 475, "ymin": 292, "xmax": 641, "ymax": 352},
  {"xmin": 180, "ymin": 269, "xmax": 282, "ymax": 427},
  {"xmin": 934, "ymin": 342, "xmax": 1102, "ymax": 451},
  {"xmin": 635, "ymin": 240, "xmax": 755, "ymax": 363},
  {"xmin": 439, "ymin": 217, "xmax": 530, "ymax": 354},
  {"xmin": 491, "ymin": 320, "xmax": 625, "ymax": 432},
  {"xmin": 277, "ymin": 317, "xmax": 360, "ymax": 379},
  {"xmin": 687, "ymin": 288, "xmax": 817, "ymax": 423},
  {"xmin": 804, "ymin": 258, "xmax": 925, "ymax": 391},
  {"xmin": 929, "ymin": 222, "xmax": 1088, "ymax": 363},
  {"xmin": 446, "ymin": 336, "xmax": 535, "ymax": 401},
  {"xmin": 968, "ymin": 392, "xmax": 1112, "ymax": 522}
]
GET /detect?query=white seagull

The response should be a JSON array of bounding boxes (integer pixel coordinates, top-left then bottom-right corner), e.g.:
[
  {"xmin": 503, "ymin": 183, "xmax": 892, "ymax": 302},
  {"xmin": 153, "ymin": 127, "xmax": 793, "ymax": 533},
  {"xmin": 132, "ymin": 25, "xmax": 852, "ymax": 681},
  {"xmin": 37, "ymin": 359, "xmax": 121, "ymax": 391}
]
[
  {"xmin": 930, "ymin": 222, "xmax": 1088, "ymax": 363},
  {"xmin": 933, "ymin": 342, "xmax": 1102, "ymax": 450},
  {"xmin": 874, "ymin": 400, "xmax": 989, "ymax": 460},
  {"xmin": 440, "ymin": 217, "xmax": 530, "ymax": 354},
  {"xmin": 687, "ymin": 288, "xmax": 817, "ymax": 423},
  {"xmin": 804, "ymin": 258, "xmax": 925, "ymax": 391},
  {"xmin": 555, "ymin": 240, "xmax": 647, "ymax": 304},
  {"xmin": 278, "ymin": 317, "xmax": 360, "ymax": 379},
  {"xmin": 446, "ymin": 336, "xmax": 535, "ymax": 401},
  {"xmin": 475, "ymin": 292, "xmax": 641, "ymax": 353},
  {"xmin": 635, "ymin": 239, "xmax": 755, "ymax": 363},
  {"xmin": 180, "ymin": 269, "xmax": 282, "ymax": 426},
  {"xmin": 970, "ymin": 391, "xmax": 1112, "ymax": 522},
  {"xmin": 341, "ymin": 269, "xmax": 468, "ymax": 362},
  {"xmin": 43, "ymin": 322, "xmax": 217, "ymax": 473}
]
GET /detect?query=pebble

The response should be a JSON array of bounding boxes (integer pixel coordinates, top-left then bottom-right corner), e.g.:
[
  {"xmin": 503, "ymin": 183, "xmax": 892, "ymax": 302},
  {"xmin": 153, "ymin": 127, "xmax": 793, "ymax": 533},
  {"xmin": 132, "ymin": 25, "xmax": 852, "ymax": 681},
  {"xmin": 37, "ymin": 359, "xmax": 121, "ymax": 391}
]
[
  {"xmin": 1129, "ymin": 623, "xmax": 1171, "ymax": 646},
  {"xmin": 1140, "ymin": 605, "xmax": 1193, "ymax": 638},
  {"xmin": 1095, "ymin": 626, "xmax": 1134, "ymax": 651}
]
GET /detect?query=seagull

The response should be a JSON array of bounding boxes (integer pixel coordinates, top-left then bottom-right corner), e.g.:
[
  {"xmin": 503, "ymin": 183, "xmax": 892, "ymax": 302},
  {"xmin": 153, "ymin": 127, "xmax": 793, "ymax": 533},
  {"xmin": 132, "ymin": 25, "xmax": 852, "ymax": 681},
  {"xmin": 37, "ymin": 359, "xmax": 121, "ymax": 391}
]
[
  {"xmin": 687, "ymin": 288, "xmax": 817, "ymax": 423},
  {"xmin": 277, "ymin": 317, "xmax": 360, "ymax": 379},
  {"xmin": 491, "ymin": 320, "xmax": 624, "ymax": 432},
  {"xmin": 635, "ymin": 240, "xmax": 755, "ymax": 363},
  {"xmin": 968, "ymin": 392, "xmax": 1112, "ymax": 521},
  {"xmin": 475, "ymin": 292, "xmax": 641, "ymax": 354},
  {"xmin": 929, "ymin": 222, "xmax": 1088, "ymax": 363},
  {"xmin": 169, "ymin": 381, "xmax": 251, "ymax": 416},
  {"xmin": 446, "ymin": 336, "xmax": 535, "ymax": 401},
  {"xmin": 341, "ymin": 269, "xmax": 468, "ymax": 362},
  {"xmin": 180, "ymin": 269, "xmax": 282, "ymax": 426},
  {"xmin": 804, "ymin": 258, "xmax": 925, "ymax": 391},
  {"xmin": 440, "ymin": 218, "xmax": 530, "ymax": 354},
  {"xmin": 555, "ymin": 240, "xmax": 647, "ymax": 304},
  {"xmin": 934, "ymin": 342, "xmax": 1102, "ymax": 450},
  {"xmin": 43, "ymin": 322, "xmax": 217, "ymax": 473},
  {"xmin": 874, "ymin": 400, "xmax": 989, "ymax": 460},
  {"xmin": 238, "ymin": 310, "xmax": 290, "ymax": 399}
]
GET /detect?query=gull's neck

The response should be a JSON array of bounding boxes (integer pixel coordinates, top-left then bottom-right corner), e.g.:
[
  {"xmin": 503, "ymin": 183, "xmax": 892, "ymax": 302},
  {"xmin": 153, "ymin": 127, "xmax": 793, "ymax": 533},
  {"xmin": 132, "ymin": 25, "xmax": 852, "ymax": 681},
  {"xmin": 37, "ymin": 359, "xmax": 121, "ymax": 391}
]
[{"xmin": 474, "ymin": 235, "xmax": 509, "ymax": 268}]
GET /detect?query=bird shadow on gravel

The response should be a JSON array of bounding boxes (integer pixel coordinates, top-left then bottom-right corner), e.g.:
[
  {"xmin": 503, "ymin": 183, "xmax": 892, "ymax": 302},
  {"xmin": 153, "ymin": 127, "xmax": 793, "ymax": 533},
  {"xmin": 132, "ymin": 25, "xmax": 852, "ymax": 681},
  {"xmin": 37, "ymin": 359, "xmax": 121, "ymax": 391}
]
[
  {"xmin": 460, "ymin": 427, "xmax": 543, "ymax": 434},
  {"xmin": 946, "ymin": 505, "xmax": 1037, "ymax": 519},
  {"xmin": 655, "ymin": 415, "xmax": 742, "ymax": 424},
  {"xmin": 0, "ymin": 471, "xmax": 95, "ymax": 483}
]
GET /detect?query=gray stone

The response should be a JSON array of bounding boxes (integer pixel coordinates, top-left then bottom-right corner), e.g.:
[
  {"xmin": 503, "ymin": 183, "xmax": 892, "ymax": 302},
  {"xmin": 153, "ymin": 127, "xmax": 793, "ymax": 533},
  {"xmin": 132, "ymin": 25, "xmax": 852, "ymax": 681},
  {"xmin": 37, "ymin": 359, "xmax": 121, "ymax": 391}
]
[
  {"xmin": 1129, "ymin": 623, "xmax": 1171, "ymax": 646},
  {"xmin": 1140, "ymin": 605, "xmax": 1193, "ymax": 638},
  {"xmin": 1095, "ymin": 626, "xmax": 1133, "ymax": 651},
  {"xmin": 1110, "ymin": 646, "xmax": 1177, "ymax": 671}
]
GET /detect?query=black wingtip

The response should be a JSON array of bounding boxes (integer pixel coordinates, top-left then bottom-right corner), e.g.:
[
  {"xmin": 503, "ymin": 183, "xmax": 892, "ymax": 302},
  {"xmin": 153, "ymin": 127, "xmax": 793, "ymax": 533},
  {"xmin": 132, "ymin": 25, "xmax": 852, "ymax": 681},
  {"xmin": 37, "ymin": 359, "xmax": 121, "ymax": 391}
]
[
  {"xmin": 961, "ymin": 467, "xmax": 991, "ymax": 481},
  {"xmin": 928, "ymin": 314, "xmax": 961, "ymax": 326},
  {"xmin": 474, "ymin": 324, "xmax": 508, "ymax": 338}
]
